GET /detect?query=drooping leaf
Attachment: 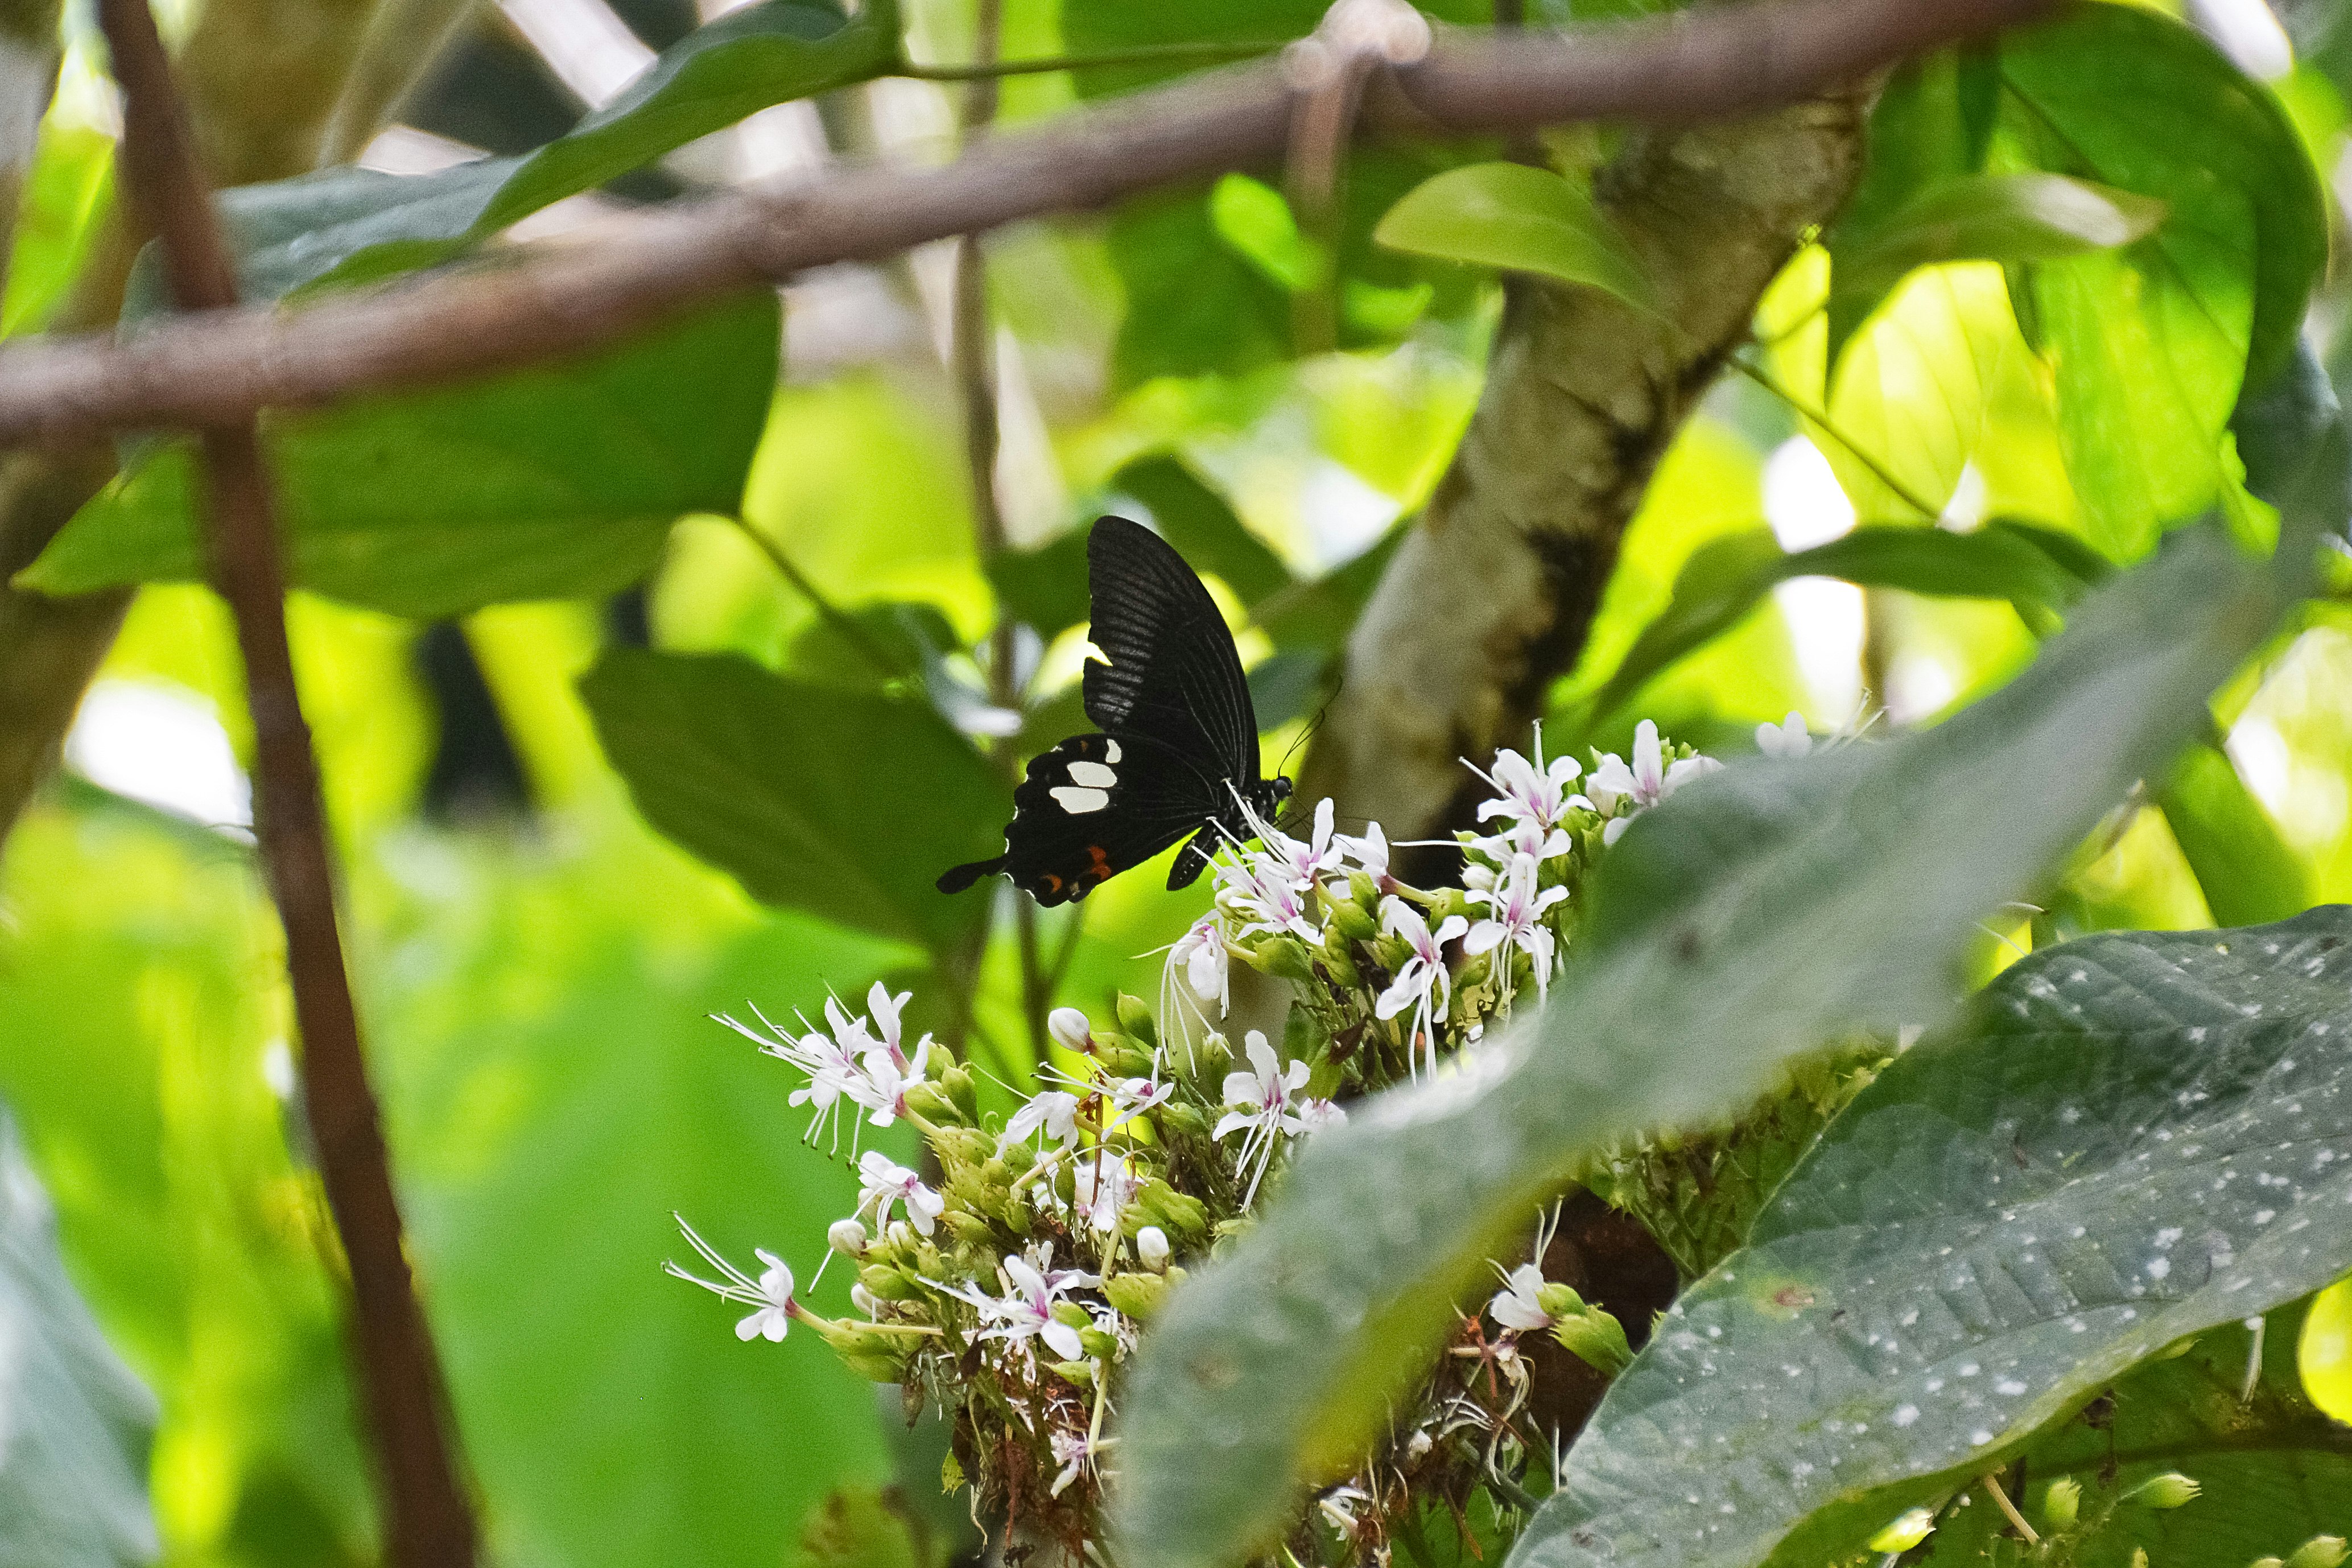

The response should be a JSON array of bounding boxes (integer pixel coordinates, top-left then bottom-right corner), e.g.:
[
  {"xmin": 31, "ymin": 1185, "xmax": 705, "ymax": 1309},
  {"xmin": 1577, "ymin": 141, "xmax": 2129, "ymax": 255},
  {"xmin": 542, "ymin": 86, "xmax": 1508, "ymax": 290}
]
[
  {"xmin": 578, "ymin": 649, "xmax": 1008, "ymax": 954},
  {"xmin": 1917, "ymin": 1302, "xmax": 2350, "ymax": 1568},
  {"xmin": 20, "ymin": 294, "xmax": 779, "ymax": 619},
  {"xmin": 0, "ymin": 1106, "xmax": 156, "ymax": 1568},
  {"xmin": 175, "ymin": 0, "xmax": 898, "ymax": 306},
  {"xmin": 1515, "ymin": 907, "xmax": 2352, "ymax": 1568},
  {"xmin": 1109, "ymin": 524, "xmax": 2286, "ymax": 1568},
  {"xmin": 1373, "ymin": 163, "xmax": 1654, "ymax": 311},
  {"xmin": 2154, "ymin": 738, "xmax": 2309, "ymax": 928},
  {"xmin": 1210, "ymin": 174, "xmax": 1324, "ymax": 295},
  {"xmin": 1585, "ymin": 520, "xmax": 2108, "ymax": 721},
  {"xmin": 2000, "ymin": 5, "xmax": 2327, "ymax": 559}
]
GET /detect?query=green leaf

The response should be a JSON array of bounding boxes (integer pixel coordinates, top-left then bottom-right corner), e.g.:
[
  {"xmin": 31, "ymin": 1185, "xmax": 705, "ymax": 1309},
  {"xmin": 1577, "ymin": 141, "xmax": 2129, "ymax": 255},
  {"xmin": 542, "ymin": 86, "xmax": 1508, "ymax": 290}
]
[
  {"xmin": 1209, "ymin": 174, "xmax": 1324, "ymax": 295},
  {"xmin": 1516, "ymin": 907, "xmax": 2352, "ymax": 1568},
  {"xmin": 1251, "ymin": 523, "xmax": 1405, "ymax": 654},
  {"xmin": 1109, "ymin": 524, "xmax": 2285, "ymax": 1568},
  {"xmin": 790, "ymin": 1484, "xmax": 945, "ymax": 1568},
  {"xmin": 1586, "ymin": 520, "xmax": 2108, "ymax": 720},
  {"xmin": 2000, "ymin": 5, "xmax": 2326, "ymax": 559},
  {"xmin": 0, "ymin": 1107, "xmax": 155, "ymax": 1568},
  {"xmin": 985, "ymin": 531, "xmax": 1092, "ymax": 641},
  {"xmin": 1919, "ymin": 1303, "xmax": 2349, "ymax": 1568},
  {"xmin": 2, "ymin": 123, "xmax": 114, "ymax": 337},
  {"xmin": 20, "ymin": 294, "xmax": 779, "ymax": 618},
  {"xmin": 1835, "ymin": 172, "xmax": 2165, "ymax": 309},
  {"xmin": 180, "ymin": 0, "xmax": 897, "ymax": 305},
  {"xmin": 578, "ymin": 649, "xmax": 1009, "ymax": 954},
  {"xmin": 1109, "ymin": 456, "xmax": 1291, "ymax": 608},
  {"xmin": 1373, "ymin": 163, "xmax": 1654, "ymax": 311},
  {"xmin": 2154, "ymin": 738, "xmax": 2309, "ymax": 928}
]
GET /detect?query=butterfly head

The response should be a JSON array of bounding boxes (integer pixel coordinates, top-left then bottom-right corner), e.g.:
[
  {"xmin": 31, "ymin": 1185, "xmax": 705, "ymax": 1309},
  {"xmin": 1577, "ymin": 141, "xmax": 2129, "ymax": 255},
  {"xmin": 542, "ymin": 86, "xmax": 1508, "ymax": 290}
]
[{"xmin": 1250, "ymin": 774, "xmax": 1293, "ymax": 820}]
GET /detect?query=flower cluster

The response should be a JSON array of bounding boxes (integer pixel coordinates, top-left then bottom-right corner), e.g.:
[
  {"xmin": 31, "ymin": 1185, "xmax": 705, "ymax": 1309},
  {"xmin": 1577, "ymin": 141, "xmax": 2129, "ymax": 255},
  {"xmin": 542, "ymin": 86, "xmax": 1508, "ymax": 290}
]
[{"xmin": 671, "ymin": 717, "xmax": 1735, "ymax": 1557}]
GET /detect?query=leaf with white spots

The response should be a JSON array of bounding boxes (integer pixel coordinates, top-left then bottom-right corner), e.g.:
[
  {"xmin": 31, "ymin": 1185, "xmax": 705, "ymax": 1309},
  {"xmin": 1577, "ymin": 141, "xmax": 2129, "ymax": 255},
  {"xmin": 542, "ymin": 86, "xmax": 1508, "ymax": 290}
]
[{"xmin": 1513, "ymin": 908, "xmax": 2352, "ymax": 1568}]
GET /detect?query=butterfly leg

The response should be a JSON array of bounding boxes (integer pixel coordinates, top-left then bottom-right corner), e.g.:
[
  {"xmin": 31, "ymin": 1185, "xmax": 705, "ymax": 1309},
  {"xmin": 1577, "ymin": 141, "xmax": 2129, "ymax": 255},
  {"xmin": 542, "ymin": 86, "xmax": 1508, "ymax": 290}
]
[{"xmin": 1166, "ymin": 828, "xmax": 1218, "ymax": 890}]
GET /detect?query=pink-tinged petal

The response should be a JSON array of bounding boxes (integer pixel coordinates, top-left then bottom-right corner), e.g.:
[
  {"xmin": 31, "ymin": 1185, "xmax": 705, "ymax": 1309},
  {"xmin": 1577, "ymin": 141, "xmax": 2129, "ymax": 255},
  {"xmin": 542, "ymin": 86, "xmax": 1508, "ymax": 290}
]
[
  {"xmin": 1461, "ymin": 921, "xmax": 1504, "ymax": 956},
  {"xmin": 1213, "ymin": 1109, "xmax": 1257, "ymax": 1141},
  {"xmin": 1432, "ymin": 914, "xmax": 1469, "ymax": 944}
]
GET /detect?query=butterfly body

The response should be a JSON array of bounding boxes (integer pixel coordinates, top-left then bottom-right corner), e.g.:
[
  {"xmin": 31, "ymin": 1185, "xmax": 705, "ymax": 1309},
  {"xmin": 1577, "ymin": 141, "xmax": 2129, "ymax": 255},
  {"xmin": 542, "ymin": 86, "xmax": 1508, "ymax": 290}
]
[{"xmin": 939, "ymin": 517, "xmax": 1289, "ymax": 907}]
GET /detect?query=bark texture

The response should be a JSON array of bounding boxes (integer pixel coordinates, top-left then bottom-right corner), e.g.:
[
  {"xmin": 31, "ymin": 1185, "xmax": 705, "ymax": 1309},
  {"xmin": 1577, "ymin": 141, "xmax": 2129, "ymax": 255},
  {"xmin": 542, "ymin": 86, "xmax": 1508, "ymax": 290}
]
[{"xmin": 1297, "ymin": 92, "xmax": 1872, "ymax": 845}]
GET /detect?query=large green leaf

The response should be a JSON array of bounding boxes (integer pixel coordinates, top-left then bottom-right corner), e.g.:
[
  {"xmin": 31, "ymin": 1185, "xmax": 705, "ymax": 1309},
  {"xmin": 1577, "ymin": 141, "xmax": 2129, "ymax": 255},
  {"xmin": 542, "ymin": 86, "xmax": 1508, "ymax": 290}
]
[
  {"xmin": 19, "ymin": 295, "xmax": 779, "ymax": 619},
  {"xmin": 1999, "ymin": 6, "xmax": 2326, "ymax": 559},
  {"xmin": 578, "ymin": 649, "xmax": 1009, "ymax": 954},
  {"xmin": 175, "ymin": 0, "xmax": 897, "ymax": 305},
  {"xmin": 1108, "ymin": 523, "xmax": 2286, "ymax": 1568},
  {"xmin": 1584, "ymin": 520, "xmax": 2108, "ymax": 721},
  {"xmin": 0, "ymin": 1107, "xmax": 155, "ymax": 1568},
  {"xmin": 1373, "ymin": 163, "xmax": 1654, "ymax": 310},
  {"xmin": 1514, "ymin": 908, "xmax": 2352, "ymax": 1568},
  {"xmin": 1918, "ymin": 1301, "xmax": 2350, "ymax": 1568}
]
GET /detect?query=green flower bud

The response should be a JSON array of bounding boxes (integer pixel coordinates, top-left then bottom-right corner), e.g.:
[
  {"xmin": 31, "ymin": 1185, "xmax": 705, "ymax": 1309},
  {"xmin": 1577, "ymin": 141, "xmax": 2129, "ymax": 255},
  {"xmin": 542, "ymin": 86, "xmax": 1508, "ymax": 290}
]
[
  {"xmin": 2127, "ymin": 1473, "xmax": 2201, "ymax": 1510},
  {"xmin": 931, "ymin": 1125, "xmax": 989, "ymax": 1171},
  {"xmin": 1535, "ymin": 1282, "xmax": 1586, "ymax": 1319},
  {"xmin": 1050, "ymin": 1301, "xmax": 1092, "ymax": 1330},
  {"xmin": 1104, "ymin": 1271, "xmax": 1170, "ymax": 1321},
  {"xmin": 1138, "ymin": 1181, "xmax": 1208, "ymax": 1239},
  {"xmin": 943, "ymin": 1210, "xmax": 997, "ymax": 1246},
  {"xmin": 942, "ymin": 1064, "xmax": 979, "ymax": 1123},
  {"xmin": 2288, "ymin": 1538, "xmax": 2350, "ymax": 1568},
  {"xmin": 1867, "ymin": 1508, "xmax": 1936, "ymax": 1554},
  {"xmin": 1347, "ymin": 869, "xmax": 1379, "ymax": 909},
  {"xmin": 1047, "ymin": 1359, "xmax": 1095, "ymax": 1386},
  {"xmin": 901, "ymin": 1082, "xmax": 962, "ymax": 1125},
  {"xmin": 1003, "ymin": 1197, "xmax": 1033, "ymax": 1236},
  {"xmin": 1116, "ymin": 992, "xmax": 1158, "ymax": 1047},
  {"xmin": 840, "ymin": 1352, "xmax": 906, "ymax": 1383},
  {"xmin": 857, "ymin": 1263, "xmax": 922, "ymax": 1301},
  {"xmin": 1551, "ymin": 1306, "xmax": 1632, "ymax": 1376},
  {"xmin": 1319, "ymin": 939, "xmax": 1361, "ymax": 989},
  {"xmin": 1078, "ymin": 1326, "xmax": 1120, "ymax": 1359},
  {"xmin": 1328, "ymin": 900, "xmax": 1377, "ymax": 943},
  {"xmin": 1248, "ymin": 936, "xmax": 1317, "ymax": 982},
  {"xmin": 2040, "ymin": 1478, "xmax": 2081, "ymax": 1530},
  {"xmin": 1095, "ymin": 1038, "xmax": 1154, "ymax": 1077},
  {"xmin": 2253, "ymin": 1558, "xmax": 2287, "ymax": 1568},
  {"xmin": 1156, "ymin": 1101, "xmax": 1209, "ymax": 1140}
]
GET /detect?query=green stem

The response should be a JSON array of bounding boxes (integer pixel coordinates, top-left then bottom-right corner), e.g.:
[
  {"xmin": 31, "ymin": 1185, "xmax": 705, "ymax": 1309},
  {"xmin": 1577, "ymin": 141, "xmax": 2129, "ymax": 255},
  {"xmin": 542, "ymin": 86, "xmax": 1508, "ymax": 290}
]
[
  {"xmin": 896, "ymin": 39, "xmax": 1281, "ymax": 81},
  {"xmin": 724, "ymin": 513, "xmax": 911, "ymax": 679}
]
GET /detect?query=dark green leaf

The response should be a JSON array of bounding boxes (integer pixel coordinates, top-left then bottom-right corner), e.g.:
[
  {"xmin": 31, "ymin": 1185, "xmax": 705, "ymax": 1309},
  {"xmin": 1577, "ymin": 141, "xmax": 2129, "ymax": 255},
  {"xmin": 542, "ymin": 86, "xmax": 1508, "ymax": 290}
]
[
  {"xmin": 20, "ymin": 294, "xmax": 779, "ymax": 618},
  {"xmin": 0, "ymin": 1107, "xmax": 155, "ymax": 1568},
  {"xmin": 1251, "ymin": 523, "xmax": 1405, "ymax": 654},
  {"xmin": 1518, "ymin": 909, "xmax": 2352, "ymax": 1568},
  {"xmin": 1109, "ymin": 525, "xmax": 2286, "ymax": 1568},
  {"xmin": 1245, "ymin": 646, "xmax": 1330, "ymax": 732},
  {"xmin": 1586, "ymin": 521, "xmax": 2108, "ymax": 720},
  {"xmin": 2155, "ymin": 739, "xmax": 2309, "ymax": 928},
  {"xmin": 1918, "ymin": 1302, "xmax": 2350, "ymax": 1568},
  {"xmin": 985, "ymin": 531, "xmax": 1092, "ymax": 641},
  {"xmin": 579, "ymin": 649, "xmax": 1008, "ymax": 953},
  {"xmin": 179, "ymin": 0, "xmax": 896, "ymax": 306},
  {"xmin": 1373, "ymin": 163, "xmax": 1653, "ymax": 310}
]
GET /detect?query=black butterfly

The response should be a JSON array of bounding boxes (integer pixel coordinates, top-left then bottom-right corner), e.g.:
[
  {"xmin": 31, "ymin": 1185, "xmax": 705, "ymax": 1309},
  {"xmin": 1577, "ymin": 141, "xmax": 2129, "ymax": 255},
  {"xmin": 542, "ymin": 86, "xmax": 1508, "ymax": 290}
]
[{"xmin": 938, "ymin": 515, "xmax": 1291, "ymax": 907}]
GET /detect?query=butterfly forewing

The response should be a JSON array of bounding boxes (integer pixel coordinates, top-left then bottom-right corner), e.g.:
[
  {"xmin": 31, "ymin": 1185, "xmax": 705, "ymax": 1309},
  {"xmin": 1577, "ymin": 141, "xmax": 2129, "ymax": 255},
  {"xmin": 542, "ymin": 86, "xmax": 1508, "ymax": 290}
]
[{"xmin": 1081, "ymin": 517, "xmax": 1261, "ymax": 788}]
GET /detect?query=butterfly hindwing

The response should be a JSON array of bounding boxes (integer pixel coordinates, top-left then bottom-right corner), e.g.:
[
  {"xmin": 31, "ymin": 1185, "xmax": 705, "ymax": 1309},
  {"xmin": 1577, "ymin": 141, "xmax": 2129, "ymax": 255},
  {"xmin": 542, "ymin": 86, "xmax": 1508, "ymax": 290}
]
[
  {"xmin": 1081, "ymin": 517, "xmax": 1261, "ymax": 789},
  {"xmin": 983, "ymin": 733, "xmax": 1224, "ymax": 906}
]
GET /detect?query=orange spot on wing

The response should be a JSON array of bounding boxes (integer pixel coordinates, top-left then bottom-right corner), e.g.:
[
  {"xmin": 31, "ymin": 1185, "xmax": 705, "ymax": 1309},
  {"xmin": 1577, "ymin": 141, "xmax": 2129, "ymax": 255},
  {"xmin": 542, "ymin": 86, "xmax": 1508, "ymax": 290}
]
[
  {"xmin": 1042, "ymin": 873, "xmax": 1064, "ymax": 893},
  {"xmin": 1085, "ymin": 845, "xmax": 1112, "ymax": 881}
]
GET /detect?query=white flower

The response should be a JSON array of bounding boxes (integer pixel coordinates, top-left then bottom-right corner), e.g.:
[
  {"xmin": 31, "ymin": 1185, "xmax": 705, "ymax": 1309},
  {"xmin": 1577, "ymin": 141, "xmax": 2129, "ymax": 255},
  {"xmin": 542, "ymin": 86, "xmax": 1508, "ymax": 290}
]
[
  {"xmin": 1471, "ymin": 723, "xmax": 1588, "ymax": 837},
  {"xmin": 1469, "ymin": 814, "xmax": 1573, "ymax": 865},
  {"xmin": 1216, "ymin": 854, "xmax": 1321, "ymax": 943},
  {"xmin": 1463, "ymin": 854, "xmax": 1567, "ymax": 1000},
  {"xmin": 857, "ymin": 1150, "xmax": 944, "ymax": 1236},
  {"xmin": 1215, "ymin": 1030, "xmax": 1315, "ymax": 1204},
  {"xmin": 1318, "ymin": 1483, "xmax": 1373, "ymax": 1533},
  {"xmin": 1335, "ymin": 819, "xmax": 1392, "ymax": 888},
  {"xmin": 1374, "ymin": 896, "xmax": 1468, "ymax": 1079},
  {"xmin": 1107, "ymin": 1068, "xmax": 1174, "ymax": 1130},
  {"xmin": 665, "ymin": 1215, "xmax": 797, "ymax": 1343},
  {"xmin": 1050, "ymin": 1427, "xmax": 1098, "ymax": 1498},
  {"xmin": 1292, "ymin": 1095, "xmax": 1346, "ymax": 1133},
  {"xmin": 1171, "ymin": 915, "xmax": 1232, "ymax": 1016},
  {"xmin": 951, "ymin": 1252, "xmax": 1089, "ymax": 1361},
  {"xmin": 1071, "ymin": 1152, "xmax": 1141, "ymax": 1233},
  {"xmin": 1136, "ymin": 1225, "xmax": 1171, "ymax": 1272},
  {"xmin": 1588, "ymin": 720, "xmax": 1720, "ymax": 844},
  {"xmin": 1488, "ymin": 1261, "xmax": 1554, "ymax": 1333},
  {"xmin": 713, "ymin": 1004, "xmax": 865, "ymax": 1147},
  {"xmin": 1004, "ymin": 1088, "xmax": 1084, "ymax": 1150},
  {"xmin": 1756, "ymin": 710, "xmax": 1812, "ymax": 758},
  {"xmin": 1264, "ymin": 795, "xmax": 1343, "ymax": 886},
  {"xmin": 1047, "ymin": 1006, "xmax": 1093, "ymax": 1052}
]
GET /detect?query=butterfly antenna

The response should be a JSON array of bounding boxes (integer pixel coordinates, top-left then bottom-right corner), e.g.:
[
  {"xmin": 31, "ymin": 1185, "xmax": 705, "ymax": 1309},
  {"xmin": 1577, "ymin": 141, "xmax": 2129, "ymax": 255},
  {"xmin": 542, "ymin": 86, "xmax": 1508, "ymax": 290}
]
[{"xmin": 1275, "ymin": 675, "xmax": 1342, "ymax": 779}]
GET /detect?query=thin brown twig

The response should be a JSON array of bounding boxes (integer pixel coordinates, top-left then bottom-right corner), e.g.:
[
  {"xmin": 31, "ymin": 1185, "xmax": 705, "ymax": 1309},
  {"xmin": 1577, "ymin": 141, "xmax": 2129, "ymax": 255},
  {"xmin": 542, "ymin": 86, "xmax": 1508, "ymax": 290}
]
[
  {"xmin": 897, "ymin": 38, "xmax": 1280, "ymax": 81},
  {"xmin": 88, "ymin": 2, "xmax": 477, "ymax": 1565},
  {"xmin": 0, "ymin": 0, "xmax": 2055, "ymax": 448}
]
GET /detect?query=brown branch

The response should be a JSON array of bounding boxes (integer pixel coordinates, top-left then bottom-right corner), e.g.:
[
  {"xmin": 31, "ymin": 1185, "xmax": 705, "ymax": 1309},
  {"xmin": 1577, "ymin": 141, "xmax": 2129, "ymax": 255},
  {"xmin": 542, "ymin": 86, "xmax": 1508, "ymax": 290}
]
[
  {"xmin": 89, "ymin": 2, "xmax": 478, "ymax": 1565},
  {"xmin": 0, "ymin": 0, "xmax": 2052, "ymax": 447}
]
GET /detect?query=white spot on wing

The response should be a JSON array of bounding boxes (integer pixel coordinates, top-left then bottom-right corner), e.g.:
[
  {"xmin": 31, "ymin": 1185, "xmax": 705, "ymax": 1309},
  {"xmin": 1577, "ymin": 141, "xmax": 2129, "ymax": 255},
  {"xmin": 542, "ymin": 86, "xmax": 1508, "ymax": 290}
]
[
  {"xmin": 1103, "ymin": 740, "xmax": 1122, "ymax": 762},
  {"xmin": 1051, "ymin": 786, "xmax": 1111, "ymax": 814},
  {"xmin": 1067, "ymin": 761, "xmax": 1118, "ymax": 789}
]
